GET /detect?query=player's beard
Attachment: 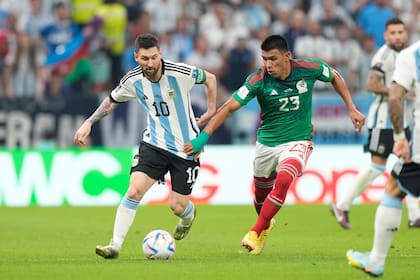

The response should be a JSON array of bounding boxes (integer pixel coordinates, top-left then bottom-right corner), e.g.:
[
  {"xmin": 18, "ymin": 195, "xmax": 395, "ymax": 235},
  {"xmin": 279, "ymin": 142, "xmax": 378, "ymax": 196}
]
[
  {"xmin": 143, "ymin": 66, "xmax": 160, "ymax": 82},
  {"xmin": 390, "ymin": 41, "xmax": 406, "ymax": 52}
]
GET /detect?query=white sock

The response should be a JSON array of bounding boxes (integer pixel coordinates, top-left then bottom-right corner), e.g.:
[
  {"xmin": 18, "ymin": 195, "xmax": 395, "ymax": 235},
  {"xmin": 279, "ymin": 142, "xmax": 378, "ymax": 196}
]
[
  {"xmin": 370, "ymin": 200, "xmax": 402, "ymax": 267},
  {"xmin": 180, "ymin": 201, "xmax": 195, "ymax": 226},
  {"xmin": 337, "ymin": 165, "xmax": 383, "ymax": 210},
  {"xmin": 405, "ymin": 195, "xmax": 420, "ymax": 222},
  {"xmin": 112, "ymin": 196, "xmax": 139, "ymax": 250}
]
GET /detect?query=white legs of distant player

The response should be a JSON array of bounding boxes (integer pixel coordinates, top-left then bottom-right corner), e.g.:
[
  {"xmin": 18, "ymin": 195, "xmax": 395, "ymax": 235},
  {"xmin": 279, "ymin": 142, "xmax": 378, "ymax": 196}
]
[
  {"xmin": 336, "ymin": 163, "xmax": 420, "ymax": 227},
  {"xmin": 337, "ymin": 165, "xmax": 383, "ymax": 211}
]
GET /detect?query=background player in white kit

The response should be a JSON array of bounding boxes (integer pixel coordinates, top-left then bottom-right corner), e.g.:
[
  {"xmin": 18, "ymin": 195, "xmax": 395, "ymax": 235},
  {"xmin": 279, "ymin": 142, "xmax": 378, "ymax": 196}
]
[
  {"xmin": 346, "ymin": 39, "xmax": 420, "ymax": 277},
  {"xmin": 74, "ymin": 33, "xmax": 217, "ymax": 259},
  {"xmin": 331, "ymin": 18, "xmax": 420, "ymax": 229}
]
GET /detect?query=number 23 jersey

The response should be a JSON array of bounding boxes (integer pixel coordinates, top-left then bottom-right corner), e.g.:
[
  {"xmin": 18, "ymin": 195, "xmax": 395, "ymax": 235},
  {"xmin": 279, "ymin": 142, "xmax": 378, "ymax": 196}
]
[{"xmin": 233, "ymin": 58, "xmax": 333, "ymax": 146}]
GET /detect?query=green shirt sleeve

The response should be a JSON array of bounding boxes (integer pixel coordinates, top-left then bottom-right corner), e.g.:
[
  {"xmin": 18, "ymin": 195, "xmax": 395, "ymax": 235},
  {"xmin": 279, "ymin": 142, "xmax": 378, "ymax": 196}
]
[
  {"xmin": 232, "ymin": 68, "xmax": 263, "ymax": 105},
  {"xmin": 307, "ymin": 58, "xmax": 333, "ymax": 83}
]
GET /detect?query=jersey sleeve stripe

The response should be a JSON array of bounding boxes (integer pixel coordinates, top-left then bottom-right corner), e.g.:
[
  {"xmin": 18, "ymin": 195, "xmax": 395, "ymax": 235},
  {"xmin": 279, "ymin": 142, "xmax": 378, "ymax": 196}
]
[
  {"xmin": 165, "ymin": 65, "xmax": 191, "ymax": 76},
  {"xmin": 249, "ymin": 69, "xmax": 265, "ymax": 85},
  {"xmin": 164, "ymin": 60, "xmax": 192, "ymax": 72},
  {"xmin": 120, "ymin": 66, "xmax": 142, "ymax": 84}
]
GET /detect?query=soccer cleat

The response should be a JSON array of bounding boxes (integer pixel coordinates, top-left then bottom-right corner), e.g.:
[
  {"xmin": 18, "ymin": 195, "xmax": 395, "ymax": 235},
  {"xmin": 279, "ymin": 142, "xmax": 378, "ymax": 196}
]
[
  {"xmin": 346, "ymin": 250, "xmax": 384, "ymax": 277},
  {"xmin": 241, "ymin": 219, "xmax": 275, "ymax": 255},
  {"xmin": 330, "ymin": 203, "xmax": 351, "ymax": 229},
  {"xmin": 95, "ymin": 244, "xmax": 119, "ymax": 259},
  {"xmin": 173, "ymin": 208, "xmax": 196, "ymax": 240},
  {"xmin": 408, "ymin": 217, "xmax": 420, "ymax": 228}
]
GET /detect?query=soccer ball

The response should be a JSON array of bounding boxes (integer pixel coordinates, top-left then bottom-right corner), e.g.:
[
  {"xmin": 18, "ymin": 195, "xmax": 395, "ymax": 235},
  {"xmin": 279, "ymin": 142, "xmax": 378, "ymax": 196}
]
[{"xmin": 142, "ymin": 229, "xmax": 176, "ymax": 260}]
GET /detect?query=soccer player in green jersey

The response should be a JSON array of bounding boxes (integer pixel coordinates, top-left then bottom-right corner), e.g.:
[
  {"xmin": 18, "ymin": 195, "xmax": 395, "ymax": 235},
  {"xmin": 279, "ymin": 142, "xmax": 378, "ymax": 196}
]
[{"xmin": 184, "ymin": 34, "xmax": 365, "ymax": 255}]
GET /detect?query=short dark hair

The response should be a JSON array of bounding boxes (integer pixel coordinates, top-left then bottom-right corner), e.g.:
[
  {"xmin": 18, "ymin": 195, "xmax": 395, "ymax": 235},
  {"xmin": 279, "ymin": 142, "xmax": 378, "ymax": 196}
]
[
  {"xmin": 261, "ymin": 35, "xmax": 289, "ymax": 52},
  {"xmin": 385, "ymin": 18, "xmax": 405, "ymax": 28},
  {"xmin": 134, "ymin": 33, "xmax": 160, "ymax": 52}
]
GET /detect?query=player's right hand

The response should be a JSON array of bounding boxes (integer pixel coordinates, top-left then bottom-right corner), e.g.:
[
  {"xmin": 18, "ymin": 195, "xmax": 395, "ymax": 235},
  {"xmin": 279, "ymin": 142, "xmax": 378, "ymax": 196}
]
[
  {"xmin": 393, "ymin": 138, "xmax": 411, "ymax": 163},
  {"xmin": 74, "ymin": 121, "xmax": 92, "ymax": 147}
]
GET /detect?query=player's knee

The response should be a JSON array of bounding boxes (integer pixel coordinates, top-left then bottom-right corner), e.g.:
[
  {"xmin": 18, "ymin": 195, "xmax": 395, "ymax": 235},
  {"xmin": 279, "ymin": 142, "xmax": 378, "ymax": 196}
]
[
  {"xmin": 126, "ymin": 186, "xmax": 144, "ymax": 201},
  {"xmin": 385, "ymin": 176, "xmax": 406, "ymax": 198},
  {"xmin": 269, "ymin": 158, "xmax": 302, "ymax": 203},
  {"xmin": 254, "ymin": 173, "xmax": 276, "ymax": 189}
]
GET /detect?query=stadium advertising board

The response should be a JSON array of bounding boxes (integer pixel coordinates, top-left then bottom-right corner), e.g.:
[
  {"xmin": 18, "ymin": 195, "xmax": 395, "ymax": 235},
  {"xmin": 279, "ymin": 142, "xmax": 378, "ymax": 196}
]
[{"xmin": 0, "ymin": 146, "xmax": 389, "ymax": 207}]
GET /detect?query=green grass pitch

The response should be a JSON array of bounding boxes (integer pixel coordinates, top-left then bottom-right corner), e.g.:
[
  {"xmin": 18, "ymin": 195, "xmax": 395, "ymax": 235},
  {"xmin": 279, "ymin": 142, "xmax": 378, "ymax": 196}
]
[{"xmin": 0, "ymin": 204, "xmax": 419, "ymax": 279}]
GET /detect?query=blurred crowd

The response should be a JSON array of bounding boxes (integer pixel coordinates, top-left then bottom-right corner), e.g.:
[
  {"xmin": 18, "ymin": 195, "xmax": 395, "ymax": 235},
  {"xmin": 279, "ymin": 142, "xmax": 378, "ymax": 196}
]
[{"xmin": 0, "ymin": 0, "xmax": 419, "ymax": 112}]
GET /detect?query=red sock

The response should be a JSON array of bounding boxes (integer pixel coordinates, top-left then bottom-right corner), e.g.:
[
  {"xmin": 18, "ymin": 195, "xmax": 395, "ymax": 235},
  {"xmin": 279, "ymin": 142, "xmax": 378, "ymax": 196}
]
[
  {"xmin": 253, "ymin": 175, "xmax": 275, "ymax": 214},
  {"xmin": 251, "ymin": 158, "xmax": 302, "ymax": 235}
]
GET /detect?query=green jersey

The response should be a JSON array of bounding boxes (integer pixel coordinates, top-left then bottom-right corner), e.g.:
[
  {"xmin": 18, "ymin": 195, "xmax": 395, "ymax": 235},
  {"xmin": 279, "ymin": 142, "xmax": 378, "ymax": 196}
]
[{"xmin": 232, "ymin": 58, "xmax": 333, "ymax": 146}]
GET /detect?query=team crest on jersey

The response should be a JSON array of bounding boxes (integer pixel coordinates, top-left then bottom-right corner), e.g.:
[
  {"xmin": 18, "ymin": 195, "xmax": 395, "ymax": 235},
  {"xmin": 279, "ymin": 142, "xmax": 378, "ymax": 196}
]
[
  {"xmin": 378, "ymin": 144, "xmax": 385, "ymax": 155},
  {"xmin": 167, "ymin": 88, "xmax": 176, "ymax": 99},
  {"xmin": 296, "ymin": 79, "xmax": 308, "ymax": 94}
]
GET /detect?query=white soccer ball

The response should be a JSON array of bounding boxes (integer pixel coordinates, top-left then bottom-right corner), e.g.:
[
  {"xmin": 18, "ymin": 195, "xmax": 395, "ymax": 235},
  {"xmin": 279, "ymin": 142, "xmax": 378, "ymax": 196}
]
[{"xmin": 142, "ymin": 229, "xmax": 176, "ymax": 260}]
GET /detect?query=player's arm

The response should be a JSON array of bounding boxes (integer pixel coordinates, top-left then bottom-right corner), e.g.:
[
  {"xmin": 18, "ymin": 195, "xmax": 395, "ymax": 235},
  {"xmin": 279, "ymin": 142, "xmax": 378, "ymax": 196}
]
[
  {"xmin": 196, "ymin": 70, "xmax": 217, "ymax": 127},
  {"xmin": 365, "ymin": 70, "xmax": 388, "ymax": 95},
  {"xmin": 388, "ymin": 81, "xmax": 410, "ymax": 162},
  {"xmin": 184, "ymin": 97, "xmax": 242, "ymax": 155},
  {"xmin": 74, "ymin": 95, "xmax": 119, "ymax": 146},
  {"xmin": 330, "ymin": 68, "xmax": 365, "ymax": 132},
  {"xmin": 389, "ymin": 82, "xmax": 405, "ymax": 134}
]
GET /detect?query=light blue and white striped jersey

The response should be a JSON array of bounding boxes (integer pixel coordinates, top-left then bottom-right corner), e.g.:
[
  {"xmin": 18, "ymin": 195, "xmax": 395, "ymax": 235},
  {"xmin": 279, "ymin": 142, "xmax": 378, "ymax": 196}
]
[
  {"xmin": 110, "ymin": 59, "xmax": 206, "ymax": 160},
  {"xmin": 367, "ymin": 45, "xmax": 407, "ymax": 129},
  {"xmin": 392, "ymin": 40, "xmax": 420, "ymax": 163}
]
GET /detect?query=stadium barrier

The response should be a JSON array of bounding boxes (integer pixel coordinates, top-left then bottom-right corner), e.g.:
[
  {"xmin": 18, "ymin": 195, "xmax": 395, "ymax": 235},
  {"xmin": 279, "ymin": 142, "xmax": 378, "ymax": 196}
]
[{"xmin": 0, "ymin": 145, "xmax": 390, "ymax": 207}]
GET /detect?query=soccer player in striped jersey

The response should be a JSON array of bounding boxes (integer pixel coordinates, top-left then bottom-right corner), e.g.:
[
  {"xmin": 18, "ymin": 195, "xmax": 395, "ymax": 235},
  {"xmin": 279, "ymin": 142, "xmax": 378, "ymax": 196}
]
[
  {"xmin": 346, "ymin": 39, "xmax": 420, "ymax": 277},
  {"xmin": 74, "ymin": 33, "xmax": 217, "ymax": 259},
  {"xmin": 331, "ymin": 18, "xmax": 420, "ymax": 230},
  {"xmin": 184, "ymin": 34, "xmax": 365, "ymax": 255}
]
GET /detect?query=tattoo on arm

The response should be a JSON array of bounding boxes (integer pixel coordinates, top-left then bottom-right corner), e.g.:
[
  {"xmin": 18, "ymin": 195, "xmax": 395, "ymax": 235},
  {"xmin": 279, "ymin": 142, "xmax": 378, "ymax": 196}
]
[
  {"xmin": 87, "ymin": 96, "xmax": 118, "ymax": 124},
  {"xmin": 389, "ymin": 84, "xmax": 405, "ymax": 133}
]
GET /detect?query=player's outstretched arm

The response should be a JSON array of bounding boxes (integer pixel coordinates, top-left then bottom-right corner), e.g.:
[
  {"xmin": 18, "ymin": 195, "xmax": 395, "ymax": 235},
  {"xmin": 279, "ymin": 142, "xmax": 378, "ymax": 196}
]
[
  {"xmin": 196, "ymin": 71, "xmax": 217, "ymax": 127},
  {"xmin": 331, "ymin": 68, "xmax": 365, "ymax": 132},
  {"xmin": 184, "ymin": 97, "xmax": 242, "ymax": 155},
  {"xmin": 74, "ymin": 95, "xmax": 119, "ymax": 146}
]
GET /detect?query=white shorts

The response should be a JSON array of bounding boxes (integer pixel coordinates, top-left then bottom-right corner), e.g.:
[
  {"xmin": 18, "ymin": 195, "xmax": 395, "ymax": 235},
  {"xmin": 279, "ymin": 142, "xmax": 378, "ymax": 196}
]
[{"xmin": 253, "ymin": 141, "xmax": 313, "ymax": 178}]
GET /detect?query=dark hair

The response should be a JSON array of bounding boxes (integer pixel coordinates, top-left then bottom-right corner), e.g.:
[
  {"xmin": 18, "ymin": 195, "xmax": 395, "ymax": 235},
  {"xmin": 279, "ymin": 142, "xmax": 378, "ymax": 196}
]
[
  {"xmin": 261, "ymin": 35, "xmax": 289, "ymax": 52},
  {"xmin": 134, "ymin": 33, "xmax": 160, "ymax": 52},
  {"xmin": 385, "ymin": 18, "xmax": 405, "ymax": 28}
]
